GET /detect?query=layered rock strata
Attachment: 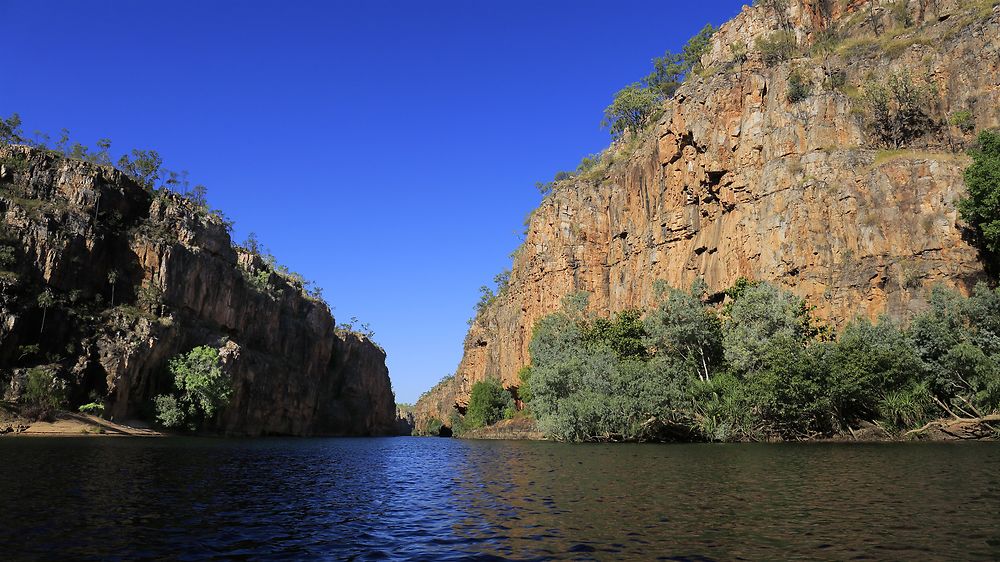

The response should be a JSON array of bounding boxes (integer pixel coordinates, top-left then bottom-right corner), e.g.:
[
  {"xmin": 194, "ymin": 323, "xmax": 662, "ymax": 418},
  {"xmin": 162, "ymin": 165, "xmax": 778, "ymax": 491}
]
[{"xmin": 416, "ymin": 0, "xmax": 1000, "ymax": 428}]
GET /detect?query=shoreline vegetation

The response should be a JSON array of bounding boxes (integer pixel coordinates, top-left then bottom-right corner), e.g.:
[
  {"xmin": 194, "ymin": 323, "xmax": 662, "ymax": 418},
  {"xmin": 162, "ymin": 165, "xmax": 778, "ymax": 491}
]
[{"xmin": 423, "ymin": 277, "xmax": 1000, "ymax": 444}]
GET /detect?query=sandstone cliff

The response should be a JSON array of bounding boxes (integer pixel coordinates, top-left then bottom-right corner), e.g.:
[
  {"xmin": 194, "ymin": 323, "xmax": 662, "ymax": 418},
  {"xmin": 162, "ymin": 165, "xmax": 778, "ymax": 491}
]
[
  {"xmin": 416, "ymin": 0, "xmax": 1000, "ymax": 428},
  {"xmin": 0, "ymin": 145, "xmax": 397, "ymax": 436}
]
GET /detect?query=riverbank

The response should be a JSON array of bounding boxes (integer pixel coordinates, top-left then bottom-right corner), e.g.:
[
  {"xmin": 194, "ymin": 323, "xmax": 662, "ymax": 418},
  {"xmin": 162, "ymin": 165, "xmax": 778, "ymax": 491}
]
[
  {"xmin": 0, "ymin": 406, "xmax": 163, "ymax": 437},
  {"xmin": 456, "ymin": 416, "xmax": 1000, "ymax": 443}
]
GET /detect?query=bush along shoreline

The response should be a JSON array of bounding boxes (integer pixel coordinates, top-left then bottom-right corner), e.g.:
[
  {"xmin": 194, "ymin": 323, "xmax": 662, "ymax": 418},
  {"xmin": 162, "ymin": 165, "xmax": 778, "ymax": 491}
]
[{"xmin": 444, "ymin": 279, "xmax": 1000, "ymax": 443}]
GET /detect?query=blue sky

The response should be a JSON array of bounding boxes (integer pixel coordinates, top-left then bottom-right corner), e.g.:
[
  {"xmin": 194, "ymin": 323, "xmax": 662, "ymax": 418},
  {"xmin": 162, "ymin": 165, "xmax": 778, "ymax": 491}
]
[{"xmin": 1, "ymin": 0, "xmax": 745, "ymax": 403}]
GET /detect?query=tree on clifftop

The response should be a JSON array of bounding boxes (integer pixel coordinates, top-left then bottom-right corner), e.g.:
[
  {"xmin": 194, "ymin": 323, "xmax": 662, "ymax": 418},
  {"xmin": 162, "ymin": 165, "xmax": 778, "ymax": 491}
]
[{"xmin": 602, "ymin": 83, "xmax": 660, "ymax": 138}]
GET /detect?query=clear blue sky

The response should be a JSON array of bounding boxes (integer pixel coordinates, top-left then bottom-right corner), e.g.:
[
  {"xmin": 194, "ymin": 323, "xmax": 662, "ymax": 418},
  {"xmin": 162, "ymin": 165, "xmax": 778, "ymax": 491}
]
[{"xmin": 1, "ymin": 0, "xmax": 745, "ymax": 403}]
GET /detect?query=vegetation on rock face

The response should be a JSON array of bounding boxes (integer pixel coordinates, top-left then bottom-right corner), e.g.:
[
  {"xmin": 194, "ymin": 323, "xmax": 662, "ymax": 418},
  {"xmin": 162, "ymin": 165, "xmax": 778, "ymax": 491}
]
[
  {"xmin": 958, "ymin": 130, "xmax": 1000, "ymax": 254},
  {"xmin": 756, "ymin": 30, "xmax": 797, "ymax": 67},
  {"xmin": 862, "ymin": 71, "xmax": 938, "ymax": 148},
  {"xmin": 154, "ymin": 346, "xmax": 233, "ymax": 431},
  {"xmin": 786, "ymin": 68, "xmax": 811, "ymax": 103},
  {"xmin": 520, "ymin": 280, "xmax": 1000, "ymax": 442}
]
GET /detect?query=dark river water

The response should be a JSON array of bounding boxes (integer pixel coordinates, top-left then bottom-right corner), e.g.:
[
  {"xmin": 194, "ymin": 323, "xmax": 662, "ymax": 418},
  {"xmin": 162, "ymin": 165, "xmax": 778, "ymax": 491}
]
[{"xmin": 1, "ymin": 437, "xmax": 998, "ymax": 560}]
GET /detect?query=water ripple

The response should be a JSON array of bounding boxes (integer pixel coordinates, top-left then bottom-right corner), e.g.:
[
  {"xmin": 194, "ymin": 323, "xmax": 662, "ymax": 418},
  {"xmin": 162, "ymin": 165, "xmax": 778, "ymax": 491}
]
[{"xmin": 0, "ymin": 438, "xmax": 998, "ymax": 560}]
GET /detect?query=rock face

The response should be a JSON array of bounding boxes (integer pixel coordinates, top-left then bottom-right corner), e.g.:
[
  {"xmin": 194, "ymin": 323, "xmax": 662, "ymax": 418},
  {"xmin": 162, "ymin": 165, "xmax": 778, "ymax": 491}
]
[
  {"xmin": 416, "ymin": 0, "xmax": 1000, "ymax": 429},
  {"xmin": 0, "ymin": 146, "xmax": 397, "ymax": 436}
]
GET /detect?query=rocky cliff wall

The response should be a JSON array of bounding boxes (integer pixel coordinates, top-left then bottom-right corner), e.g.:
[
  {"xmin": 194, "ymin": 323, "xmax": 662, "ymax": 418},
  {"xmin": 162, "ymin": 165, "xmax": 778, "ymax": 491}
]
[
  {"xmin": 0, "ymin": 145, "xmax": 397, "ymax": 436},
  {"xmin": 415, "ymin": 0, "xmax": 1000, "ymax": 427}
]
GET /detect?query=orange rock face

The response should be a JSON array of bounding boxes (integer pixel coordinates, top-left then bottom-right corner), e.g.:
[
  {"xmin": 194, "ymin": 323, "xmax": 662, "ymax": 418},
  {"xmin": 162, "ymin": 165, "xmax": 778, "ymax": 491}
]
[{"xmin": 416, "ymin": 0, "xmax": 1000, "ymax": 428}]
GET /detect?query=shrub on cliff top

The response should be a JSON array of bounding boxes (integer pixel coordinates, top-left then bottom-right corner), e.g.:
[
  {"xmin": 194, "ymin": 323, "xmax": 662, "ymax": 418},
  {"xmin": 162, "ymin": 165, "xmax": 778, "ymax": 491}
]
[
  {"xmin": 117, "ymin": 149, "xmax": 163, "ymax": 190},
  {"xmin": 154, "ymin": 346, "xmax": 232, "ymax": 431},
  {"xmin": 602, "ymin": 83, "xmax": 660, "ymax": 139},
  {"xmin": 0, "ymin": 113, "xmax": 25, "ymax": 145}
]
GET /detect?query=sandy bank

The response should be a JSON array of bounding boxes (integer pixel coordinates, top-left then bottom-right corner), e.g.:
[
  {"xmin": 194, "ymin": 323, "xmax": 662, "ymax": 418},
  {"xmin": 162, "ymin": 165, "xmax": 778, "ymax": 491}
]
[{"xmin": 0, "ymin": 410, "xmax": 163, "ymax": 438}]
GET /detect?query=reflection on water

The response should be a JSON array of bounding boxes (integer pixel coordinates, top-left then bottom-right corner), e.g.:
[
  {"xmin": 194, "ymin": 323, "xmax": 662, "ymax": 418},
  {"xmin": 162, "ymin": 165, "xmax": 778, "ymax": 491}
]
[{"xmin": 1, "ymin": 437, "xmax": 998, "ymax": 560}]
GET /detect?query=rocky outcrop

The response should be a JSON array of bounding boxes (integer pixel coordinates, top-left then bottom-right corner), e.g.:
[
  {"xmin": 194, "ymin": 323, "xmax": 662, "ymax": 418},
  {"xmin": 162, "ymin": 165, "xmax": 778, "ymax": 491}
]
[
  {"xmin": 417, "ymin": 0, "xmax": 1000, "ymax": 430},
  {"xmin": 0, "ymin": 146, "xmax": 396, "ymax": 436}
]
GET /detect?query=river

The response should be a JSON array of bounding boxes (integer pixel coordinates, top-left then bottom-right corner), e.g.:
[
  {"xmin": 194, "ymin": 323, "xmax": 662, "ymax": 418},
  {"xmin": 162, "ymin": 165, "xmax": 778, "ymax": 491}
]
[{"xmin": 1, "ymin": 437, "xmax": 998, "ymax": 560}]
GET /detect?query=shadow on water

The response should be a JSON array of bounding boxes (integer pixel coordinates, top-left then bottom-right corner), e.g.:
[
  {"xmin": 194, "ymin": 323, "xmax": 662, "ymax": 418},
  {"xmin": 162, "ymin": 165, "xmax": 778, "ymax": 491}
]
[{"xmin": 1, "ymin": 438, "xmax": 999, "ymax": 560}]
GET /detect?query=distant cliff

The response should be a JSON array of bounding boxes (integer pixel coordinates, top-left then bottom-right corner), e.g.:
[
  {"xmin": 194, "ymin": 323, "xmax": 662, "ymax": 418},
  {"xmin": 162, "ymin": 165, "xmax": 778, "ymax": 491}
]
[
  {"xmin": 0, "ymin": 145, "xmax": 396, "ymax": 436},
  {"xmin": 417, "ymin": 0, "xmax": 1000, "ymax": 429}
]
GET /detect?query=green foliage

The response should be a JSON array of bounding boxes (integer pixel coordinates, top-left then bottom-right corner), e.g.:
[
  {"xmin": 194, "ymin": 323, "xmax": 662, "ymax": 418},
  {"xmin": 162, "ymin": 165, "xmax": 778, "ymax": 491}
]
[
  {"xmin": 154, "ymin": 346, "xmax": 232, "ymax": 431},
  {"xmin": 644, "ymin": 283, "xmax": 722, "ymax": 382},
  {"xmin": 466, "ymin": 379, "xmax": 514, "ymax": 429},
  {"xmin": 682, "ymin": 24, "xmax": 716, "ymax": 68},
  {"xmin": 756, "ymin": 30, "xmax": 797, "ymax": 67},
  {"xmin": 154, "ymin": 395, "xmax": 184, "ymax": 428},
  {"xmin": 958, "ymin": 130, "xmax": 1000, "ymax": 253},
  {"xmin": 645, "ymin": 24, "xmax": 716, "ymax": 98},
  {"xmin": 787, "ymin": 68, "xmax": 812, "ymax": 103},
  {"xmin": 117, "ymin": 149, "xmax": 164, "ymax": 190},
  {"xmin": 0, "ymin": 244, "xmax": 15, "ymax": 269},
  {"xmin": 862, "ymin": 71, "xmax": 938, "ymax": 148},
  {"xmin": 422, "ymin": 417, "xmax": 445, "ymax": 436},
  {"xmin": 910, "ymin": 284, "xmax": 1000, "ymax": 415},
  {"xmin": 517, "ymin": 366, "xmax": 533, "ymax": 405},
  {"xmin": 824, "ymin": 318, "xmax": 926, "ymax": 425},
  {"xmin": 0, "ymin": 113, "xmax": 25, "ymax": 145},
  {"xmin": 525, "ymin": 292, "xmax": 688, "ymax": 441},
  {"xmin": 521, "ymin": 277, "xmax": 1000, "ymax": 442},
  {"xmin": 950, "ymin": 110, "xmax": 975, "ymax": 134},
  {"xmin": 722, "ymin": 282, "xmax": 812, "ymax": 376},
  {"xmin": 470, "ymin": 269, "xmax": 512, "ymax": 323},
  {"xmin": 584, "ymin": 309, "xmax": 648, "ymax": 360},
  {"xmin": 602, "ymin": 83, "xmax": 660, "ymax": 138},
  {"xmin": 23, "ymin": 368, "xmax": 67, "ymax": 411},
  {"xmin": 78, "ymin": 402, "xmax": 105, "ymax": 415},
  {"xmin": 336, "ymin": 316, "xmax": 376, "ymax": 340}
]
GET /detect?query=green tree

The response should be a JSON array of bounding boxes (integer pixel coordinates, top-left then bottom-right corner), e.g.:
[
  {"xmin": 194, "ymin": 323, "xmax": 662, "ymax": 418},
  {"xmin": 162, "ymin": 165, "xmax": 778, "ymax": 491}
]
[
  {"xmin": 602, "ymin": 83, "xmax": 660, "ymax": 138},
  {"xmin": 787, "ymin": 68, "xmax": 811, "ymax": 103},
  {"xmin": 154, "ymin": 346, "xmax": 233, "ymax": 431},
  {"xmin": 0, "ymin": 113, "xmax": 25, "ymax": 145},
  {"xmin": 721, "ymin": 282, "xmax": 812, "ymax": 375},
  {"xmin": 755, "ymin": 30, "xmax": 797, "ymax": 67},
  {"xmin": 91, "ymin": 138, "xmax": 113, "ymax": 165},
  {"xmin": 862, "ymin": 71, "xmax": 937, "ymax": 149},
  {"xmin": 644, "ymin": 283, "xmax": 723, "ymax": 382},
  {"xmin": 37, "ymin": 288, "xmax": 55, "ymax": 334},
  {"xmin": 117, "ymin": 149, "xmax": 163, "ymax": 190},
  {"xmin": 466, "ymin": 379, "xmax": 514, "ymax": 429},
  {"xmin": 958, "ymin": 130, "xmax": 1000, "ymax": 253},
  {"xmin": 584, "ymin": 309, "xmax": 648, "ymax": 360},
  {"xmin": 645, "ymin": 24, "xmax": 716, "ymax": 98},
  {"xmin": 23, "ymin": 368, "xmax": 67, "ymax": 418},
  {"xmin": 681, "ymin": 24, "xmax": 716, "ymax": 72},
  {"xmin": 824, "ymin": 318, "xmax": 926, "ymax": 426},
  {"xmin": 107, "ymin": 270, "xmax": 119, "ymax": 306}
]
